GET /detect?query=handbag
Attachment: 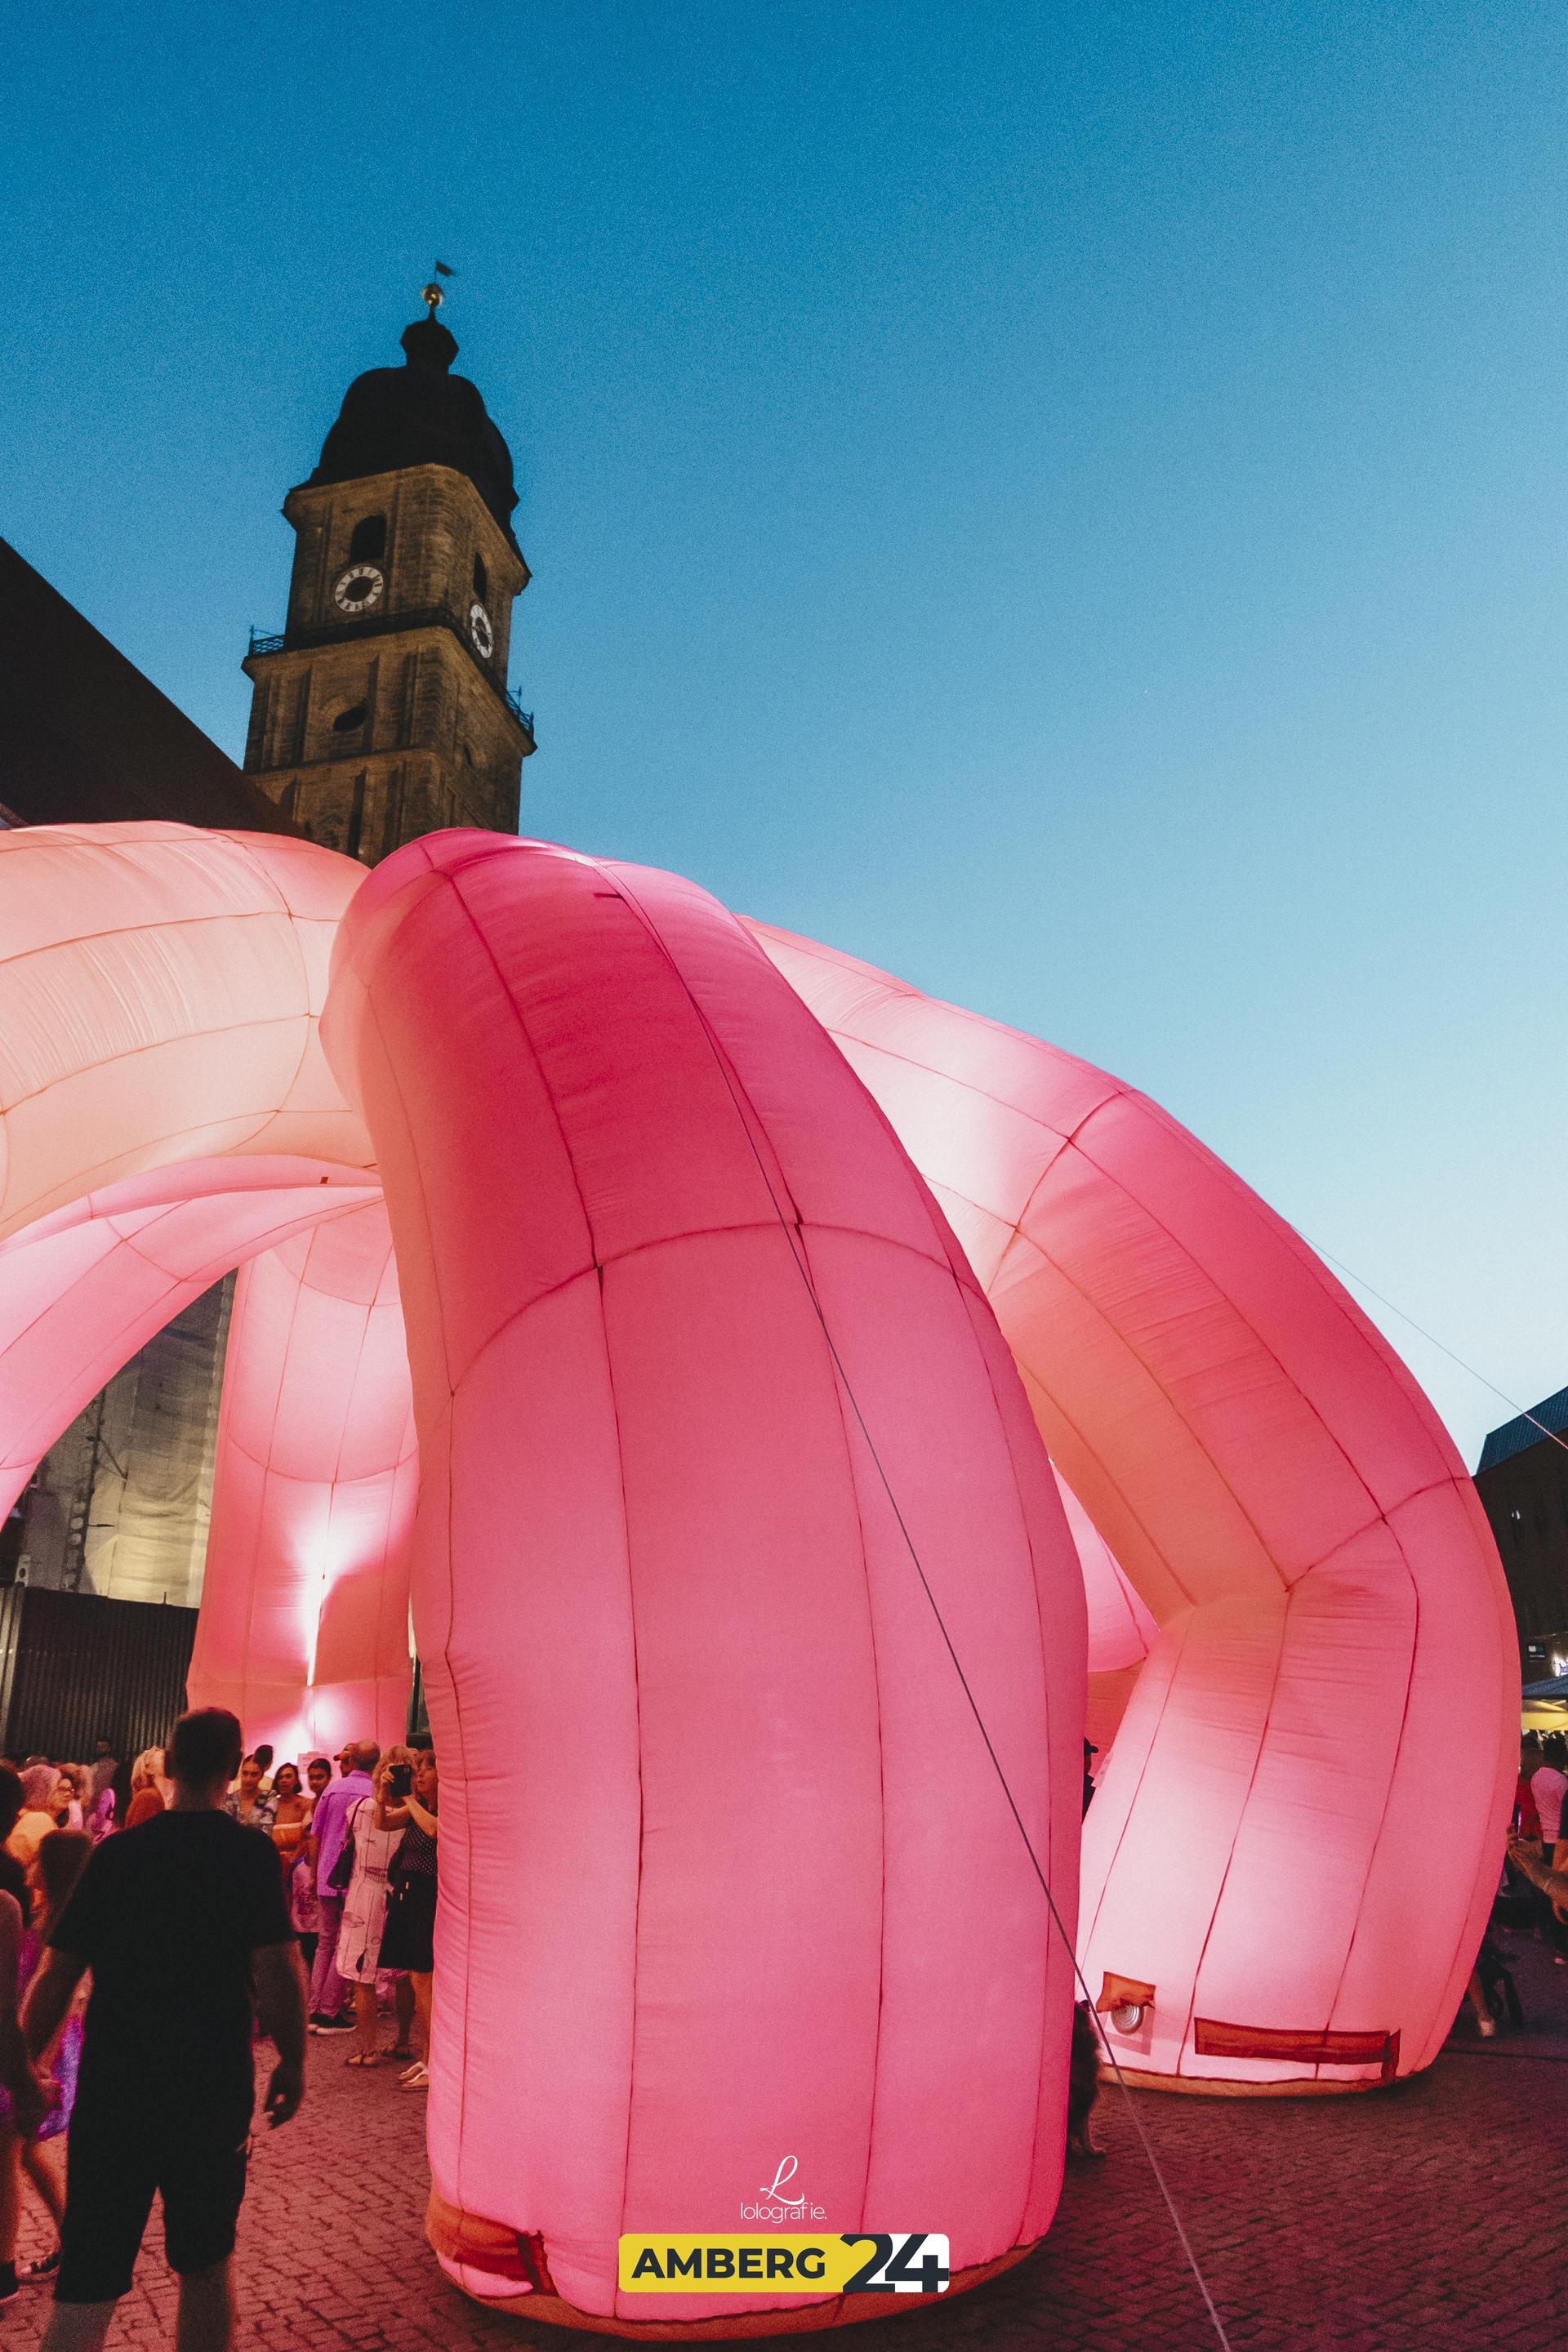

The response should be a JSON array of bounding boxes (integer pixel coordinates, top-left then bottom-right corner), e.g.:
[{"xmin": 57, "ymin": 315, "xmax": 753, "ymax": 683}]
[{"xmin": 326, "ymin": 1797, "xmax": 365, "ymax": 1895}]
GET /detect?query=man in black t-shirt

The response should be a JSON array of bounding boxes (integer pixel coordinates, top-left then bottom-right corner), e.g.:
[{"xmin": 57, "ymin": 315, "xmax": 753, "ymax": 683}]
[{"xmin": 22, "ymin": 1707, "xmax": 307, "ymax": 2352}]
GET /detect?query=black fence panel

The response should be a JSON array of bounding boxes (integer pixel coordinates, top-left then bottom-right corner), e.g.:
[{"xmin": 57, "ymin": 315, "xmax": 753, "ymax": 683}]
[{"xmin": 0, "ymin": 1588, "xmax": 197, "ymax": 1763}]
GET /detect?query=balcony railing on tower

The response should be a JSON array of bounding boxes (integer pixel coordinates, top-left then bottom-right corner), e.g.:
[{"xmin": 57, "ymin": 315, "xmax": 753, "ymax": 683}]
[{"xmin": 247, "ymin": 616, "xmax": 532, "ymax": 739}]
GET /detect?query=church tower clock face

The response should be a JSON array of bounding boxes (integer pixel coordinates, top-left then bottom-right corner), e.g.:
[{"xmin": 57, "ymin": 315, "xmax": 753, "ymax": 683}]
[
  {"xmin": 334, "ymin": 562, "xmax": 385, "ymax": 614},
  {"xmin": 468, "ymin": 600, "xmax": 495, "ymax": 659}
]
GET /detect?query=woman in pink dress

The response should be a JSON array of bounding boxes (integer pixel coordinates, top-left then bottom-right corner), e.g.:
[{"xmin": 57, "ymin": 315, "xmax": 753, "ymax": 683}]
[{"xmin": 0, "ymin": 1829, "xmax": 90, "ymax": 2293}]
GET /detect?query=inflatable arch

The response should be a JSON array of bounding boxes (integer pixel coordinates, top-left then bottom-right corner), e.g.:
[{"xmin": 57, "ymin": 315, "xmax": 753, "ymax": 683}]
[
  {"xmin": 0, "ymin": 821, "xmax": 1515, "ymax": 2335},
  {"xmin": 745, "ymin": 922, "xmax": 1520, "ymax": 2096}
]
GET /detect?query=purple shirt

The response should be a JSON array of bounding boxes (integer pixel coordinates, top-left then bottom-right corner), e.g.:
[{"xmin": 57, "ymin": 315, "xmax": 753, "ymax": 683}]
[{"xmin": 311, "ymin": 1771, "xmax": 375, "ymax": 1892}]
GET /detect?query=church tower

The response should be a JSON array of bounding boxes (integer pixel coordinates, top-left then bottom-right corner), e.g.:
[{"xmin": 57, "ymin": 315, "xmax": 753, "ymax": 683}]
[{"xmin": 242, "ymin": 288, "xmax": 534, "ymax": 862}]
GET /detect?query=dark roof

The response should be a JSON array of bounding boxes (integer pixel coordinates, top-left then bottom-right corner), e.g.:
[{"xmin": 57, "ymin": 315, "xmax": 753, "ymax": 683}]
[
  {"xmin": 307, "ymin": 315, "xmax": 520, "ymax": 550},
  {"xmin": 1477, "ymin": 1385, "xmax": 1568, "ymax": 1474},
  {"xmin": 0, "ymin": 540, "xmax": 299, "ymax": 835}
]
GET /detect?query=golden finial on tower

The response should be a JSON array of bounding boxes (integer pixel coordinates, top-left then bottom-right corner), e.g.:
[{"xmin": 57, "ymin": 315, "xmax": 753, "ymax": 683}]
[{"xmin": 421, "ymin": 261, "xmax": 456, "ymax": 317}]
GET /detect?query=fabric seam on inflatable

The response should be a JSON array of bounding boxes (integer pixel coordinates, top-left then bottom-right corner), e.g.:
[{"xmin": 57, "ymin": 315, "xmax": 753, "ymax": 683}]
[
  {"xmin": 798, "ymin": 1230, "xmax": 889, "ymax": 2253},
  {"xmin": 996, "ymin": 1198, "xmax": 1294, "ymax": 1593},
  {"xmin": 939, "ymin": 1293, "xmax": 1058, "ymax": 2241},
  {"xmin": 604, "ymin": 1279, "xmax": 644, "ymax": 2286},
  {"xmin": 443, "ymin": 858, "xmax": 615, "ymax": 2265},
  {"xmin": 1174, "ymin": 1586, "xmax": 1298, "ymax": 2075},
  {"xmin": 1315, "ymin": 1563, "xmax": 1420, "ymax": 2076},
  {"xmin": 1141, "ymin": 1103, "xmax": 1461, "ymax": 1480},
  {"xmin": 1064, "ymin": 1117, "xmax": 1407, "ymax": 1525},
  {"xmin": 1015, "ymin": 1360, "xmax": 1196, "ymax": 1610},
  {"xmin": 1079, "ymin": 1602, "xmax": 1200, "ymax": 1960},
  {"xmin": 604, "ymin": 865, "xmax": 887, "ymax": 2292}
]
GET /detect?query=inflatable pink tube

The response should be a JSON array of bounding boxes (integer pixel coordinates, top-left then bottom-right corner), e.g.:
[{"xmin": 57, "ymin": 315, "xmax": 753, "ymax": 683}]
[
  {"xmin": 323, "ymin": 833, "xmax": 1086, "ymax": 2332},
  {"xmin": 750, "ymin": 921, "xmax": 1518, "ymax": 2091}
]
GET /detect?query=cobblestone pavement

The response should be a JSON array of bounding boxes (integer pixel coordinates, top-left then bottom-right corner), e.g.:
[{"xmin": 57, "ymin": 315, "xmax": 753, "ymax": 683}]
[{"xmin": 8, "ymin": 1924, "xmax": 1566, "ymax": 2351}]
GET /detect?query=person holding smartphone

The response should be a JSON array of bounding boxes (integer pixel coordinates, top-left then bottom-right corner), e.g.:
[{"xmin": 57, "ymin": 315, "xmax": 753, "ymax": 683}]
[
  {"xmin": 337, "ymin": 1748, "xmax": 416, "ymax": 2069},
  {"xmin": 376, "ymin": 1750, "xmax": 439, "ymax": 2089}
]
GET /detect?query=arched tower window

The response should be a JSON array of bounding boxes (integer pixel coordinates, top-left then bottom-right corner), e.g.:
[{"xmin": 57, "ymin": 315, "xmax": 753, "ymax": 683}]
[
  {"xmin": 349, "ymin": 514, "xmax": 386, "ymax": 563},
  {"xmin": 472, "ymin": 551, "xmax": 488, "ymax": 604}
]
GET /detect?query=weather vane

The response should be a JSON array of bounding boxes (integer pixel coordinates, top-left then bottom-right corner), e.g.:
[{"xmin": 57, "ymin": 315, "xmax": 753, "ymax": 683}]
[{"xmin": 421, "ymin": 260, "xmax": 456, "ymax": 317}]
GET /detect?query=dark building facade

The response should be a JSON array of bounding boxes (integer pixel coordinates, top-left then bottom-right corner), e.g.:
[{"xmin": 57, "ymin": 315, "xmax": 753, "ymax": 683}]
[
  {"xmin": 0, "ymin": 538, "xmax": 301, "ymax": 836},
  {"xmin": 1474, "ymin": 1389, "xmax": 1568, "ymax": 1682}
]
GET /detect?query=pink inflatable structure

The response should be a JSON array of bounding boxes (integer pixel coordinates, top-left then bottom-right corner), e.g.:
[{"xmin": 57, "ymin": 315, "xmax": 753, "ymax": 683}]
[
  {"xmin": 746, "ymin": 925, "xmax": 1519, "ymax": 2100},
  {"xmin": 0, "ymin": 821, "xmax": 1516, "ymax": 2334}
]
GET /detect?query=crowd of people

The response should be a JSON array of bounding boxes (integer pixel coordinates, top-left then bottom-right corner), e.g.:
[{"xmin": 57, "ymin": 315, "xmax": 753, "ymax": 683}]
[
  {"xmin": 1453, "ymin": 1729, "xmax": 1568, "ymax": 2039},
  {"xmin": 0, "ymin": 1709, "xmax": 439, "ymax": 2350},
  {"xmin": 294, "ymin": 1737, "xmax": 440, "ymax": 2078},
  {"xmin": 1500, "ymin": 1729, "xmax": 1568, "ymax": 1944}
]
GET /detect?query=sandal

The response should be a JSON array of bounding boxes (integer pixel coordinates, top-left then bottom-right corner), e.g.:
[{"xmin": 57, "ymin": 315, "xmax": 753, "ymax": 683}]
[
  {"xmin": 345, "ymin": 2050, "xmax": 384, "ymax": 2067},
  {"xmin": 388, "ymin": 2043, "xmax": 416, "ymax": 2062},
  {"xmin": 399, "ymin": 2064, "xmax": 430, "ymax": 2090}
]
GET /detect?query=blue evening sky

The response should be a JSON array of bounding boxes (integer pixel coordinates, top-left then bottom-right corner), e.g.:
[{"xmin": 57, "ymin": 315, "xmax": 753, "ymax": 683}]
[{"xmin": 2, "ymin": 2, "xmax": 1564, "ymax": 1464}]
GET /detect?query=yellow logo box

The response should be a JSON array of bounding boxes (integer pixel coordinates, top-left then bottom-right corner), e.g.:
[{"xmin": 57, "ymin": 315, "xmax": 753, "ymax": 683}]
[{"xmin": 619, "ymin": 2233, "xmax": 950, "ymax": 2295}]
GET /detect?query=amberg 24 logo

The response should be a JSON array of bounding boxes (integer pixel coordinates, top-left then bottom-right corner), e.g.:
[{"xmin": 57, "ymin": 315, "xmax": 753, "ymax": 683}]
[{"xmin": 619, "ymin": 2155, "xmax": 950, "ymax": 2297}]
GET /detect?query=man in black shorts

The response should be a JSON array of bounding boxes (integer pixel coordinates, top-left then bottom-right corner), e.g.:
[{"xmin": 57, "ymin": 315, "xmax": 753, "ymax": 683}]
[{"xmin": 21, "ymin": 1707, "xmax": 307, "ymax": 2351}]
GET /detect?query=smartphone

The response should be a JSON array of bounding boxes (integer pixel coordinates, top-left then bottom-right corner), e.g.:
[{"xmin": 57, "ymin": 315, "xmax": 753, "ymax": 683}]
[{"xmin": 387, "ymin": 1762, "xmax": 414, "ymax": 1800}]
